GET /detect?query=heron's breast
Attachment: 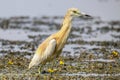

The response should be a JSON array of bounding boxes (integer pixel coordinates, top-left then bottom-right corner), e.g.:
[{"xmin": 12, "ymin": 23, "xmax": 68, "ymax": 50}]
[{"xmin": 56, "ymin": 27, "xmax": 71, "ymax": 51}]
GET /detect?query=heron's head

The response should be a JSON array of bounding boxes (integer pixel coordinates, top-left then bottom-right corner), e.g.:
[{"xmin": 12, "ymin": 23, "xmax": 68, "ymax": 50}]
[{"xmin": 67, "ymin": 8, "xmax": 91, "ymax": 18}]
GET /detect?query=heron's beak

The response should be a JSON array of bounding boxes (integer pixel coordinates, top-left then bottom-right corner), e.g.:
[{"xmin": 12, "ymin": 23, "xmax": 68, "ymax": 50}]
[{"xmin": 79, "ymin": 12, "xmax": 93, "ymax": 19}]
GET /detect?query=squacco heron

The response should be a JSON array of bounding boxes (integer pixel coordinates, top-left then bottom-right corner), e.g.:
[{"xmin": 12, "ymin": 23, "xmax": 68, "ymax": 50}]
[{"xmin": 29, "ymin": 8, "xmax": 91, "ymax": 73}]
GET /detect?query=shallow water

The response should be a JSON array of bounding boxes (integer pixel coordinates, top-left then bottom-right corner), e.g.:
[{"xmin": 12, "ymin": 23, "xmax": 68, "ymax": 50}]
[
  {"xmin": 62, "ymin": 72, "xmax": 120, "ymax": 77},
  {"xmin": 0, "ymin": 16, "xmax": 120, "ymax": 80}
]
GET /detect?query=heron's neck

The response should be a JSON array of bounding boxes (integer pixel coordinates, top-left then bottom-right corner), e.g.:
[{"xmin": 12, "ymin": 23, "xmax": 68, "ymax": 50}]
[{"xmin": 60, "ymin": 14, "xmax": 72, "ymax": 31}]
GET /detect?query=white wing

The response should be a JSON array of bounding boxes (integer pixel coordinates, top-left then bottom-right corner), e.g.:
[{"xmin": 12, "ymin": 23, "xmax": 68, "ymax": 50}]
[
  {"xmin": 43, "ymin": 39, "xmax": 56, "ymax": 60},
  {"xmin": 29, "ymin": 39, "xmax": 56, "ymax": 69}
]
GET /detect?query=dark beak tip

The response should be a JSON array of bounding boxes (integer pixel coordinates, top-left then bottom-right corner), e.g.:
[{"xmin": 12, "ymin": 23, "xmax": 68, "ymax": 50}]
[
  {"xmin": 84, "ymin": 14, "xmax": 93, "ymax": 19},
  {"xmin": 85, "ymin": 14, "xmax": 91, "ymax": 17}
]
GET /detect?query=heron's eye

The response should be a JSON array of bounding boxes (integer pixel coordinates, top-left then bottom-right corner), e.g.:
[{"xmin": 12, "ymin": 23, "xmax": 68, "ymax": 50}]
[{"xmin": 73, "ymin": 11, "xmax": 77, "ymax": 13}]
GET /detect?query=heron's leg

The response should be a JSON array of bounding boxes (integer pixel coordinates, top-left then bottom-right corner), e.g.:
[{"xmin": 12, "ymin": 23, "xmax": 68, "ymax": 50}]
[
  {"xmin": 57, "ymin": 56, "xmax": 62, "ymax": 61},
  {"xmin": 38, "ymin": 64, "xmax": 43, "ymax": 74},
  {"xmin": 52, "ymin": 59, "xmax": 56, "ymax": 68},
  {"xmin": 48, "ymin": 59, "xmax": 55, "ymax": 70}
]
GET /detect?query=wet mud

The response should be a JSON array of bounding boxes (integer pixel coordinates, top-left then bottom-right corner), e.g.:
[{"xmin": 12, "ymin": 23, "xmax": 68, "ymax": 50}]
[{"xmin": 0, "ymin": 16, "xmax": 120, "ymax": 80}]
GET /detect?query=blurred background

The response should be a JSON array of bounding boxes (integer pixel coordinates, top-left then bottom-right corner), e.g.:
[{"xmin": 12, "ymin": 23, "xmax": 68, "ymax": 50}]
[{"xmin": 0, "ymin": 0, "xmax": 120, "ymax": 20}]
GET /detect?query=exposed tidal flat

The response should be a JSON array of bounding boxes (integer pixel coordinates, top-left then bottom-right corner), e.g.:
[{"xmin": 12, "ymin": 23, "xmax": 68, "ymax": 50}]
[{"xmin": 0, "ymin": 16, "xmax": 120, "ymax": 80}]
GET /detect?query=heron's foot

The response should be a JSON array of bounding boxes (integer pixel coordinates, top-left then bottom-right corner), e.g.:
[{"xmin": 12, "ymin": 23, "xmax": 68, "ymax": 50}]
[{"xmin": 38, "ymin": 69, "xmax": 41, "ymax": 74}]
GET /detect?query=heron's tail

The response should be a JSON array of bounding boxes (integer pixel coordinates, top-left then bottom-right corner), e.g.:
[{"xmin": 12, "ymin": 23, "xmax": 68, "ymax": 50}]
[
  {"xmin": 28, "ymin": 53, "xmax": 40, "ymax": 69},
  {"xmin": 28, "ymin": 61, "xmax": 34, "ymax": 69}
]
